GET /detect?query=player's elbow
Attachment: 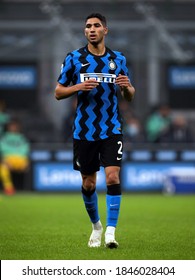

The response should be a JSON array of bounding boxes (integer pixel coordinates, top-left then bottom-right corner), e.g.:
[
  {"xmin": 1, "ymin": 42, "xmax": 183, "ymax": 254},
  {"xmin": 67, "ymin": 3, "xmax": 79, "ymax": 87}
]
[
  {"xmin": 128, "ymin": 87, "xmax": 135, "ymax": 102},
  {"xmin": 55, "ymin": 84, "xmax": 63, "ymax": 100},
  {"xmin": 123, "ymin": 87, "xmax": 135, "ymax": 102},
  {"xmin": 55, "ymin": 91, "xmax": 61, "ymax": 100}
]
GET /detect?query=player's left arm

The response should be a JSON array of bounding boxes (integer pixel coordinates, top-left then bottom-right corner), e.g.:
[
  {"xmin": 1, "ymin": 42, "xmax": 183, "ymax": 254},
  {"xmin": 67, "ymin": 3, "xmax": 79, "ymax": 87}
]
[
  {"xmin": 115, "ymin": 55, "xmax": 135, "ymax": 102},
  {"xmin": 116, "ymin": 74, "xmax": 135, "ymax": 102}
]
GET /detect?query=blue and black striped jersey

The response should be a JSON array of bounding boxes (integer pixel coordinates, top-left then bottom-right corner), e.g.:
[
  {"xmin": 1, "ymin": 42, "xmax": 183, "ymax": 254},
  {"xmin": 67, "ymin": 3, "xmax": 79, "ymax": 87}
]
[{"xmin": 58, "ymin": 45, "xmax": 130, "ymax": 141}]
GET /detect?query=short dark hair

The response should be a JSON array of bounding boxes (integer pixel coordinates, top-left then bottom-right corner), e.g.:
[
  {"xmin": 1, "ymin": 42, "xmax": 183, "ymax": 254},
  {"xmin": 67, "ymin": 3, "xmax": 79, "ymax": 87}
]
[{"xmin": 85, "ymin": 13, "xmax": 107, "ymax": 27}]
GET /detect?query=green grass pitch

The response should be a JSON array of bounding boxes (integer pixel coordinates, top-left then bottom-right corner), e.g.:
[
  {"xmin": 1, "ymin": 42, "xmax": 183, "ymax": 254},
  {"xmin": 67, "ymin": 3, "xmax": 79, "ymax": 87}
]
[{"xmin": 0, "ymin": 192, "xmax": 194, "ymax": 260}]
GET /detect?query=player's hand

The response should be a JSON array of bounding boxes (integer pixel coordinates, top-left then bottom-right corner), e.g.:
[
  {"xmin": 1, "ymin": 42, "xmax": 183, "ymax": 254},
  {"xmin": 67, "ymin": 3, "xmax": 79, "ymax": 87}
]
[
  {"xmin": 116, "ymin": 74, "xmax": 135, "ymax": 102},
  {"xmin": 79, "ymin": 79, "xmax": 99, "ymax": 91},
  {"xmin": 115, "ymin": 74, "xmax": 131, "ymax": 89}
]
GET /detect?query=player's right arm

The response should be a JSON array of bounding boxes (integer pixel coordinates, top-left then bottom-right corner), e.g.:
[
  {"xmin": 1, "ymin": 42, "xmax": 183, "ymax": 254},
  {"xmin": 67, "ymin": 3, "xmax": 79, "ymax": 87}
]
[
  {"xmin": 55, "ymin": 52, "xmax": 99, "ymax": 100},
  {"xmin": 55, "ymin": 82, "xmax": 80, "ymax": 100},
  {"xmin": 55, "ymin": 80, "xmax": 99, "ymax": 100}
]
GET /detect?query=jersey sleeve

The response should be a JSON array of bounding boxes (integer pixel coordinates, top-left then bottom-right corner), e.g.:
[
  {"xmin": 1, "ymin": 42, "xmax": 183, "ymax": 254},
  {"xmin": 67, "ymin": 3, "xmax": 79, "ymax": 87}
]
[
  {"xmin": 120, "ymin": 55, "xmax": 131, "ymax": 81},
  {"xmin": 57, "ymin": 53, "xmax": 75, "ymax": 86}
]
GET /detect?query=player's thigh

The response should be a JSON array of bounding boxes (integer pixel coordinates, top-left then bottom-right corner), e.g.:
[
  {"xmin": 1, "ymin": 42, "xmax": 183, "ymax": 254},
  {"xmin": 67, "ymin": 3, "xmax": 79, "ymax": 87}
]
[
  {"xmin": 73, "ymin": 139, "xmax": 100, "ymax": 174},
  {"xmin": 100, "ymin": 134, "xmax": 123, "ymax": 167}
]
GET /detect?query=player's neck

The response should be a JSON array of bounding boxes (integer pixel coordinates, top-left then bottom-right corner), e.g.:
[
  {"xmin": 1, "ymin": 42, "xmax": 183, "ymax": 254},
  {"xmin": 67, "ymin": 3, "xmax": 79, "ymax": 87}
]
[{"xmin": 87, "ymin": 43, "xmax": 106, "ymax": 56}]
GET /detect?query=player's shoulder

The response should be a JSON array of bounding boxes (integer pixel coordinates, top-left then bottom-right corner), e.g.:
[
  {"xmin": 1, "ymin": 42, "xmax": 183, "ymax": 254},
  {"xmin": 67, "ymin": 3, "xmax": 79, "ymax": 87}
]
[
  {"xmin": 67, "ymin": 46, "xmax": 86, "ymax": 58},
  {"xmin": 107, "ymin": 47, "xmax": 126, "ymax": 60}
]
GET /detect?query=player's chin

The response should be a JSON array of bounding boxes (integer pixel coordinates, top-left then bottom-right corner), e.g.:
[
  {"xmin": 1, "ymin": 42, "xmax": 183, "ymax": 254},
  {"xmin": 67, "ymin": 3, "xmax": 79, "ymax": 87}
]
[
  {"xmin": 89, "ymin": 39, "xmax": 98, "ymax": 44},
  {"xmin": 89, "ymin": 37, "xmax": 101, "ymax": 44}
]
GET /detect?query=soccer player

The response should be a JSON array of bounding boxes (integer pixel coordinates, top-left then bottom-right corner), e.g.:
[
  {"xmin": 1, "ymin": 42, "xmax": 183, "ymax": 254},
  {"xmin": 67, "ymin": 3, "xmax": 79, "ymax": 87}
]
[{"xmin": 55, "ymin": 13, "xmax": 135, "ymax": 248}]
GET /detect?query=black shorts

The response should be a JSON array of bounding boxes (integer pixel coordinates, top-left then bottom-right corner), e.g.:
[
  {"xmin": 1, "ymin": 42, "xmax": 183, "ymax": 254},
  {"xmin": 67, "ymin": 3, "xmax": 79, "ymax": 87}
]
[{"xmin": 73, "ymin": 134, "xmax": 123, "ymax": 175}]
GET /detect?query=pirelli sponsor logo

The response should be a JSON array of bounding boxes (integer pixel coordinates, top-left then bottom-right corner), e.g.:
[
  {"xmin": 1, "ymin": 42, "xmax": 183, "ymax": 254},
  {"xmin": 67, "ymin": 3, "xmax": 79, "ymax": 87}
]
[{"xmin": 80, "ymin": 73, "xmax": 116, "ymax": 83}]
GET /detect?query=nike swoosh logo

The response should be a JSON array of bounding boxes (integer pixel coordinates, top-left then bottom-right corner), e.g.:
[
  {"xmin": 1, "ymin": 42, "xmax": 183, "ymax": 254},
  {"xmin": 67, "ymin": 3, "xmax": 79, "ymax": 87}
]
[
  {"xmin": 117, "ymin": 157, "xmax": 122, "ymax": 160},
  {"xmin": 110, "ymin": 204, "xmax": 118, "ymax": 207},
  {"xmin": 81, "ymin": 63, "xmax": 90, "ymax": 67}
]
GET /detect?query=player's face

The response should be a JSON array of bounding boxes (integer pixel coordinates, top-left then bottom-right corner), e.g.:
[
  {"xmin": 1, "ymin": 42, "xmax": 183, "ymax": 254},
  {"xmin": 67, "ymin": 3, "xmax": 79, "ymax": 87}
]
[{"xmin": 84, "ymin": 18, "xmax": 108, "ymax": 45}]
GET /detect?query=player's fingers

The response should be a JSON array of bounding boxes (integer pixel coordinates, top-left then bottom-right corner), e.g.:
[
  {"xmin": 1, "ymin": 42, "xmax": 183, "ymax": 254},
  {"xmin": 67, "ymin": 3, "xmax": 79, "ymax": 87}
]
[
  {"xmin": 86, "ymin": 81, "xmax": 99, "ymax": 88},
  {"xmin": 116, "ymin": 75, "xmax": 129, "ymax": 82},
  {"xmin": 116, "ymin": 76, "xmax": 130, "ymax": 87},
  {"xmin": 85, "ymin": 80, "xmax": 98, "ymax": 86}
]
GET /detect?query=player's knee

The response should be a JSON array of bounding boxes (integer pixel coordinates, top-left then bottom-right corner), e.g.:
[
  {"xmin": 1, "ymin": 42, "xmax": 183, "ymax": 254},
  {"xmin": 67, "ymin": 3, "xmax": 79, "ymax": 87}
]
[
  {"xmin": 106, "ymin": 171, "xmax": 119, "ymax": 185},
  {"xmin": 82, "ymin": 175, "xmax": 96, "ymax": 191}
]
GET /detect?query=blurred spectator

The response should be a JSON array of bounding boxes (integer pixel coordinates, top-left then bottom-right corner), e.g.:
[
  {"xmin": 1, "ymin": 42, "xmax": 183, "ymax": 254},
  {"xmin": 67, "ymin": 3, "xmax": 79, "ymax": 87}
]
[
  {"xmin": 124, "ymin": 116, "xmax": 146, "ymax": 143},
  {"xmin": 118, "ymin": 98, "xmax": 135, "ymax": 138},
  {"xmin": 0, "ymin": 118, "xmax": 30, "ymax": 195},
  {"xmin": 145, "ymin": 104, "xmax": 172, "ymax": 142},
  {"xmin": 158, "ymin": 114, "xmax": 194, "ymax": 143},
  {"xmin": 0, "ymin": 100, "xmax": 11, "ymax": 137}
]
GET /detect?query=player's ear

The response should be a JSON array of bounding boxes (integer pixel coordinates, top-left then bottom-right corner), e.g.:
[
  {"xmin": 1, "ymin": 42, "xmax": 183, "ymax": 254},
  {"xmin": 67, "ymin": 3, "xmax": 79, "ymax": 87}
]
[{"xmin": 104, "ymin": 27, "xmax": 108, "ymax": 35}]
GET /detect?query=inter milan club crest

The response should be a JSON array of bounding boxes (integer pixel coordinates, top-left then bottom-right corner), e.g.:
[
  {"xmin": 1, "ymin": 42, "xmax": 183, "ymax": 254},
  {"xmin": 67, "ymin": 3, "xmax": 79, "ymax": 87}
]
[{"xmin": 109, "ymin": 60, "xmax": 116, "ymax": 70}]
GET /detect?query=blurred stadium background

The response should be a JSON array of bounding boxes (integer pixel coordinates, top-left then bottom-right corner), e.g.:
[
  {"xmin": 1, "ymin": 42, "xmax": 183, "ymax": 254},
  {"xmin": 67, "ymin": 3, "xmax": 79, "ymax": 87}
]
[{"xmin": 0, "ymin": 0, "xmax": 195, "ymax": 194}]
